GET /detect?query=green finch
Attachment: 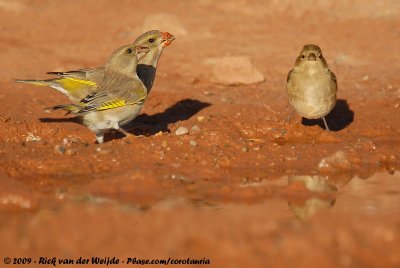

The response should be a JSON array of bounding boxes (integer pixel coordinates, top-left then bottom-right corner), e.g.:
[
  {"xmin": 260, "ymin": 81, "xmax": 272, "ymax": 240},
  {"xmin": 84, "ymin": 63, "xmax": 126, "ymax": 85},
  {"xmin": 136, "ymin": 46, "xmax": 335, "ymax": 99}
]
[
  {"xmin": 53, "ymin": 44, "xmax": 148, "ymax": 144},
  {"xmin": 286, "ymin": 44, "xmax": 337, "ymax": 130},
  {"xmin": 16, "ymin": 30, "xmax": 175, "ymax": 102}
]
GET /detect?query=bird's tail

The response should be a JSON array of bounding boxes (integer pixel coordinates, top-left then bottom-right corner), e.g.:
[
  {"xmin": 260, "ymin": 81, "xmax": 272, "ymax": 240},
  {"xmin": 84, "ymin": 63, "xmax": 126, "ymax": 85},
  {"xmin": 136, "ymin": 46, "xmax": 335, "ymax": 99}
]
[
  {"xmin": 15, "ymin": 79, "xmax": 52, "ymax": 87},
  {"xmin": 16, "ymin": 77, "xmax": 97, "ymax": 102},
  {"xmin": 49, "ymin": 104, "xmax": 81, "ymax": 115}
]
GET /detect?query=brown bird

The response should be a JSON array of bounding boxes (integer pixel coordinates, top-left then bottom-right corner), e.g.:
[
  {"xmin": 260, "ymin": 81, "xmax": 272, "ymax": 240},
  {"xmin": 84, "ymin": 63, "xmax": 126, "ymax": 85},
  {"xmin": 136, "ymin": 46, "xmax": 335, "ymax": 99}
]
[
  {"xmin": 16, "ymin": 30, "xmax": 175, "ymax": 102},
  {"xmin": 286, "ymin": 44, "xmax": 337, "ymax": 130},
  {"xmin": 52, "ymin": 44, "xmax": 148, "ymax": 144}
]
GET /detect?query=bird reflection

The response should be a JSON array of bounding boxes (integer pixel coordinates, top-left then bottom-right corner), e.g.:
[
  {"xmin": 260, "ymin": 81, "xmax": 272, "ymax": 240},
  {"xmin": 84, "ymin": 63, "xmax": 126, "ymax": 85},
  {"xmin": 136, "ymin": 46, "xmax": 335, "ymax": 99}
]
[{"xmin": 287, "ymin": 175, "xmax": 337, "ymax": 220}]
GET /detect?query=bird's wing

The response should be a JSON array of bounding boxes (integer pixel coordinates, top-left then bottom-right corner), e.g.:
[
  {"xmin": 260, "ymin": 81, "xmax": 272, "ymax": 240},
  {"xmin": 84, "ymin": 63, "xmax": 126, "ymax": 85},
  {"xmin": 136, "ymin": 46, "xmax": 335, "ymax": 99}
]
[
  {"xmin": 327, "ymin": 69, "xmax": 338, "ymax": 93},
  {"xmin": 76, "ymin": 78, "xmax": 147, "ymax": 114},
  {"xmin": 47, "ymin": 67, "xmax": 105, "ymax": 84},
  {"xmin": 39, "ymin": 67, "xmax": 106, "ymax": 101},
  {"xmin": 47, "ymin": 68, "xmax": 98, "ymax": 79}
]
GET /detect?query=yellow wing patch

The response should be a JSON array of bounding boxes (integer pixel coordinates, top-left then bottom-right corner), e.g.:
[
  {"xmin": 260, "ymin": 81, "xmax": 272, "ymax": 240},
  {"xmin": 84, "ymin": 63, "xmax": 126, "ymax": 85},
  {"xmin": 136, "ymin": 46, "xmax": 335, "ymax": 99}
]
[
  {"xmin": 66, "ymin": 77, "xmax": 96, "ymax": 86},
  {"xmin": 58, "ymin": 77, "xmax": 97, "ymax": 94},
  {"xmin": 96, "ymin": 100, "xmax": 127, "ymax": 111}
]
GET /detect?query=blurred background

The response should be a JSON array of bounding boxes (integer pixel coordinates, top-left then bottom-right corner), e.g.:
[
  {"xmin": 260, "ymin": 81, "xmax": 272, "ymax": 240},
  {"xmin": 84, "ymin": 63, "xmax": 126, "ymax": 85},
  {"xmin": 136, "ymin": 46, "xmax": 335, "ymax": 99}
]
[{"xmin": 1, "ymin": 1, "xmax": 400, "ymax": 267}]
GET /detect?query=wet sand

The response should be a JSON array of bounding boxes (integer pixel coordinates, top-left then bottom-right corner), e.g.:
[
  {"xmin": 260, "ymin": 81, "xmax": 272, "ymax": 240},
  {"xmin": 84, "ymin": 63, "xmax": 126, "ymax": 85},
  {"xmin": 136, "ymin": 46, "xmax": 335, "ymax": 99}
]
[{"xmin": 1, "ymin": 0, "xmax": 400, "ymax": 267}]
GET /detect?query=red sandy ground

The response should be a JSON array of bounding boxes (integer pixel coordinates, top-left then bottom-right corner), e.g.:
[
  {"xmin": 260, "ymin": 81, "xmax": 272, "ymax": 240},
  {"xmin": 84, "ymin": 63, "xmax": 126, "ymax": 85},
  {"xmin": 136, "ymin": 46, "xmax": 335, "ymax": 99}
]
[{"xmin": 0, "ymin": 0, "xmax": 400, "ymax": 267}]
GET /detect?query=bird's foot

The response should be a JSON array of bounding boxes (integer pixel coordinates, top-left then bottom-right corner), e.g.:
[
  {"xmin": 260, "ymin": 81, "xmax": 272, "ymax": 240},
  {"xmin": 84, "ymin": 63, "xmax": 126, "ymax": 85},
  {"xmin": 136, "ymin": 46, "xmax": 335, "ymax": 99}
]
[
  {"xmin": 95, "ymin": 133, "xmax": 104, "ymax": 144},
  {"xmin": 285, "ymin": 110, "xmax": 295, "ymax": 124}
]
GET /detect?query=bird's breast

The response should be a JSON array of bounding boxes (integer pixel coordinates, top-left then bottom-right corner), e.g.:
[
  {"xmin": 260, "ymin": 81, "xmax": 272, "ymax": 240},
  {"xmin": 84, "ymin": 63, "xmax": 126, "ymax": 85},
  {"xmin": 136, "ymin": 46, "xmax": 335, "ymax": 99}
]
[{"xmin": 287, "ymin": 68, "xmax": 337, "ymax": 119}]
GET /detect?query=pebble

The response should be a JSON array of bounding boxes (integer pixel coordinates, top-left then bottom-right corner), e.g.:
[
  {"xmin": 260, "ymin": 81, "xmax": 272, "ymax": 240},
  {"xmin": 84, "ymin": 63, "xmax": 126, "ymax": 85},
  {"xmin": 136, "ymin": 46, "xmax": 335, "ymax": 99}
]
[
  {"xmin": 159, "ymin": 150, "xmax": 165, "ymax": 160},
  {"xmin": 161, "ymin": 141, "xmax": 168, "ymax": 148},
  {"xmin": 191, "ymin": 125, "xmax": 200, "ymax": 132},
  {"xmin": 96, "ymin": 148, "xmax": 112, "ymax": 155},
  {"xmin": 206, "ymin": 56, "xmax": 265, "ymax": 85},
  {"xmin": 54, "ymin": 145, "xmax": 66, "ymax": 154},
  {"xmin": 189, "ymin": 140, "xmax": 198, "ymax": 147},
  {"xmin": 25, "ymin": 132, "xmax": 41, "ymax": 142},
  {"xmin": 197, "ymin": 116, "xmax": 206, "ymax": 122},
  {"xmin": 175, "ymin": 127, "xmax": 189, "ymax": 136},
  {"xmin": 65, "ymin": 149, "xmax": 77, "ymax": 156},
  {"xmin": 318, "ymin": 151, "xmax": 351, "ymax": 171},
  {"xmin": 170, "ymin": 174, "xmax": 187, "ymax": 181}
]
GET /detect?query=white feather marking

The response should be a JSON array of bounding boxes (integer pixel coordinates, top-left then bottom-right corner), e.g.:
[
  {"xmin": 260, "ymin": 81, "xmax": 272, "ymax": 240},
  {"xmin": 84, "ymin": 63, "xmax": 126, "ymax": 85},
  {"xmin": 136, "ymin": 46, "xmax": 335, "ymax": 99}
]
[{"xmin": 50, "ymin": 85, "xmax": 72, "ymax": 98}]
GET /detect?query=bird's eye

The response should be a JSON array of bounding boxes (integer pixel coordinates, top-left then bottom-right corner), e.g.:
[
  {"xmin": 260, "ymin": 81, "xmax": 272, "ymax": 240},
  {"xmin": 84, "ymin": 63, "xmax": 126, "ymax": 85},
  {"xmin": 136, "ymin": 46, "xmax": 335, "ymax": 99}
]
[
  {"xmin": 148, "ymin": 38, "xmax": 155, "ymax": 43},
  {"xmin": 126, "ymin": 48, "xmax": 133, "ymax": 54},
  {"xmin": 301, "ymin": 55, "xmax": 306, "ymax": 59}
]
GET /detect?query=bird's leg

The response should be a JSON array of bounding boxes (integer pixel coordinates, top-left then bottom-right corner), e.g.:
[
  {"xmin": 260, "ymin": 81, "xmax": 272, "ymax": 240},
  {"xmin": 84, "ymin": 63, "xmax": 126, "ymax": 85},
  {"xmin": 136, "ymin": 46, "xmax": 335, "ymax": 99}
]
[
  {"xmin": 322, "ymin": 117, "xmax": 330, "ymax": 131},
  {"xmin": 285, "ymin": 110, "xmax": 295, "ymax": 124},
  {"xmin": 112, "ymin": 122, "xmax": 133, "ymax": 137},
  {"xmin": 95, "ymin": 133, "xmax": 104, "ymax": 144},
  {"xmin": 117, "ymin": 127, "xmax": 133, "ymax": 137}
]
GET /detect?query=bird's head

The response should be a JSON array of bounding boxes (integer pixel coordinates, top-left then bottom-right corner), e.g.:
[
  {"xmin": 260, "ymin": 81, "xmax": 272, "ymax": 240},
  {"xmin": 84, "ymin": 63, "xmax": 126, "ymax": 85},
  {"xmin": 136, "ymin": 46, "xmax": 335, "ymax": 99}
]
[
  {"xmin": 134, "ymin": 30, "xmax": 175, "ymax": 56},
  {"xmin": 106, "ymin": 44, "xmax": 148, "ymax": 75},
  {"xmin": 295, "ymin": 44, "xmax": 328, "ymax": 68}
]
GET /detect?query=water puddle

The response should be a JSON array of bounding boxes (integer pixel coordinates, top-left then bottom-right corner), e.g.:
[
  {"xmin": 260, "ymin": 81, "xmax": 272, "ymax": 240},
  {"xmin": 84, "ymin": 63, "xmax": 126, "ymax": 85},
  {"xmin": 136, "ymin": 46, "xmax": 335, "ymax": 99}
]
[{"xmin": 151, "ymin": 171, "xmax": 400, "ymax": 221}]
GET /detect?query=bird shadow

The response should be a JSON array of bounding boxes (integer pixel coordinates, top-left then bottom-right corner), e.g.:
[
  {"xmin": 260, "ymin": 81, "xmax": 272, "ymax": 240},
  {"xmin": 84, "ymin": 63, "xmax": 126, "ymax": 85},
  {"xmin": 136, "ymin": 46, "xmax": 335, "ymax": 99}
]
[
  {"xmin": 39, "ymin": 98, "xmax": 211, "ymax": 140},
  {"xmin": 127, "ymin": 98, "xmax": 211, "ymax": 136},
  {"xmin": 39, "ymin": 117, "xmax": 81, "ymax": 124},
  {"xmin": 301, "ymin": 99, "xmax": 354, "ymax": 131}
]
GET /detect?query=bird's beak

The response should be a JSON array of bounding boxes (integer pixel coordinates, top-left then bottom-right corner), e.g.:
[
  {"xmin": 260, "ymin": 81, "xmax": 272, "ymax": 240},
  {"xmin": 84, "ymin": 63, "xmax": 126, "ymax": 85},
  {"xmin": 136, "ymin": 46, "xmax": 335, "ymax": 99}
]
[
  {"xmin": 161, "ymin": 32, "xmax": 176, "ymax": 47},
  {"xmin": 135, "ymin": 46, "xmax": 151, "ymax": 60},
  {"xmin": 307, "ymin": 53, "xmax": 317, "ymax": 61}
]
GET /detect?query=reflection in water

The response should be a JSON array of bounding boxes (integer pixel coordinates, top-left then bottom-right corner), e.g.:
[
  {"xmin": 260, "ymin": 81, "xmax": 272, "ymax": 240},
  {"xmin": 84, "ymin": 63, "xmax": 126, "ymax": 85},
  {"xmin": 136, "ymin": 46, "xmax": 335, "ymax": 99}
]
[
  {"xmin": 287, "ymin": 175, "xmax": 337, "ymax": 220},
  {"xmin": 71, "ymin": 169, "xmax": 397, "ymax": 224},
  {"xmin": 288, "ymin": 175, "xmax": 337, "ymax": 192}
]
